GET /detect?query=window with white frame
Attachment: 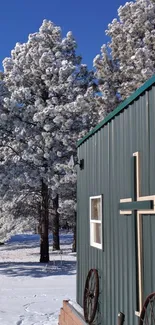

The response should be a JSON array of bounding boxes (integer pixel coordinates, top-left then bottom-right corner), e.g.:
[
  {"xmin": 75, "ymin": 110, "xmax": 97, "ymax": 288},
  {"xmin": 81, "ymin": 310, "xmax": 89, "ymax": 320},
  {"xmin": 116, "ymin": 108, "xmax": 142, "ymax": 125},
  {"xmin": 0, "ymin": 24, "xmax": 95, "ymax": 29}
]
[{"xmin": 90, "ymin": 195, "xmax": 103, "ymax": 249}]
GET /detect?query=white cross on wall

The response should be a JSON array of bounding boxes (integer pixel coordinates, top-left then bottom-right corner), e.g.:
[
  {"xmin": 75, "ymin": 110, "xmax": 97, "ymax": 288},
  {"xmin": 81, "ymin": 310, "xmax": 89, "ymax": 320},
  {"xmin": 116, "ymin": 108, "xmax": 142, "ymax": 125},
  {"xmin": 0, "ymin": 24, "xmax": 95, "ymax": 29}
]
[{"xmin": 119, "ymin": 152, "xmax": 155, "ymax": 316}]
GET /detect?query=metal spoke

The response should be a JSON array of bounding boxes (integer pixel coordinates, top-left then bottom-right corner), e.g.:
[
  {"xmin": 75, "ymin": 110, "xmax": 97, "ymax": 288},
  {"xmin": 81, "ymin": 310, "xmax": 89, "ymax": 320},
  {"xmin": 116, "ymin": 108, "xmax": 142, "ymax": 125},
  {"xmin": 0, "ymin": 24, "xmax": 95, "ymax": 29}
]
[
  {"xmin": 145, "ymin": 306, "xmax": 149, "ymax": 325},
  {"xmin": 139, "ymin": 293, "xmax": 155, "ymax": 325},
  {"xmin": 83, "ymin": 269, "xmax": 99, "ymax": 324},
  {"xmin": 150, "ymin": 299, "xmax": 155, "ymax": 324}
]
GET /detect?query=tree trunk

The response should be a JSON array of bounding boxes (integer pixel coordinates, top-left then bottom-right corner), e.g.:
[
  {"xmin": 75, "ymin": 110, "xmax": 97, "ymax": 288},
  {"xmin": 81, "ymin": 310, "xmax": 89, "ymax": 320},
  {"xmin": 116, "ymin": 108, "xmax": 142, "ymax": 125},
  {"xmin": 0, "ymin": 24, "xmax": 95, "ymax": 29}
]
[
  {"xmin": 37, "ymin": 201, "xmax": 41, "ymax": 234},
  {"xmin": 72, "ymin": 211, "xmax": 76, "ymax": 252},
  {"xmin": 40, "ymin": 179, "xmax": 49, "ymax": 263},
  {"xmin": 52, "ymin": 194, "xmax": 60, "ymax": 251}
]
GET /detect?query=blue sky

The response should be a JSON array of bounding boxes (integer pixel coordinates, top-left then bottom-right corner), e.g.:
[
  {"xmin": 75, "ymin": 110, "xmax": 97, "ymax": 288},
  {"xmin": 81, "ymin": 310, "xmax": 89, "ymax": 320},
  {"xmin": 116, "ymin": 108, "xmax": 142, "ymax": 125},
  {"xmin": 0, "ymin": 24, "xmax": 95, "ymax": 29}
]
[{"xmin": 0, "ymin": 0, "xmax": 127, "ymax": 70}]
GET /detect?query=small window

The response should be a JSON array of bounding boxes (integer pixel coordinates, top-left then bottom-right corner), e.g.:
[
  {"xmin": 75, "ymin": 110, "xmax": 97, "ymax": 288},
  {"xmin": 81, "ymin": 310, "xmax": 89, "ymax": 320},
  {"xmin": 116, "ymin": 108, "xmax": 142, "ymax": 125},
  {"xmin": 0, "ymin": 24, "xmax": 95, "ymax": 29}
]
[{"xmin": 90, "ymin": 195, "xmax": 103, "ymax": 249}]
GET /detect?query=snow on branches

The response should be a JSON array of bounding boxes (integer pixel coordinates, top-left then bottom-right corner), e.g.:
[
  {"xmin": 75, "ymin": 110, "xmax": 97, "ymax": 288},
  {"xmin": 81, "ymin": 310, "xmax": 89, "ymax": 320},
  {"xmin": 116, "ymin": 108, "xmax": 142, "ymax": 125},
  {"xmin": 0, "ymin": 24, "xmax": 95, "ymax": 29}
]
[
  {"xmin": 94, "ymin": 0, "xmax": 155, "ymax": 104},
  {"xmin": 0, "ymin": 20, "xmax": 99, "ymax": 238}
]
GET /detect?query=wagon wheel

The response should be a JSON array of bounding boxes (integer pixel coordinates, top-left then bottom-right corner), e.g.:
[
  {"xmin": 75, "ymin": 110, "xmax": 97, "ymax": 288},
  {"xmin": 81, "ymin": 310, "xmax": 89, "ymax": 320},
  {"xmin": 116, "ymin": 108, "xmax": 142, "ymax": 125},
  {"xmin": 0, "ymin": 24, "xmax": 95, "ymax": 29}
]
[
  {"xmin": 83, "ymin": 269, "xmax": 99, "ymax": 324},
  {"xmin": 139, "ymin": 292, "xmax": 155, "ymax": 325}
]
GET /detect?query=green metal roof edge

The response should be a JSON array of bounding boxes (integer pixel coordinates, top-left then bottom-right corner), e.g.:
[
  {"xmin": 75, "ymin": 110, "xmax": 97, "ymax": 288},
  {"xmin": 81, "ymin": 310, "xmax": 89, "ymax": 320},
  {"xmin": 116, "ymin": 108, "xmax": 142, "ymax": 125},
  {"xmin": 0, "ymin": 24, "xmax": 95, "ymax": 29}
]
[{"xmin": 77, "ymin": 75, "xmax": 155, "ymax": 147}]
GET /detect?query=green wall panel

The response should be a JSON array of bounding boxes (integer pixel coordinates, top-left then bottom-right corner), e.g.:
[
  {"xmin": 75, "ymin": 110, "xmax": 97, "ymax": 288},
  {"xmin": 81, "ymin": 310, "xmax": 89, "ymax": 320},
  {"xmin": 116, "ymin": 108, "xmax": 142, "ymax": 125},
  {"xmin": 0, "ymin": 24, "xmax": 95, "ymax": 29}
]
[{"xmin": 77, "ymin": 84, "xmax": 155, "ymax": 325}]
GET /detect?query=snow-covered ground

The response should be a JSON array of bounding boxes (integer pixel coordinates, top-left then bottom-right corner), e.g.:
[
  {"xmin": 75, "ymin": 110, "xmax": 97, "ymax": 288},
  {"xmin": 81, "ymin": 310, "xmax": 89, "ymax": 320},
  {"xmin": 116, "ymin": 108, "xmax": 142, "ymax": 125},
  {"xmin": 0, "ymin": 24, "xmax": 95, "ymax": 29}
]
[{"xmin": 0, "ymin": 233, "xmax": 76, "ymax": 325}]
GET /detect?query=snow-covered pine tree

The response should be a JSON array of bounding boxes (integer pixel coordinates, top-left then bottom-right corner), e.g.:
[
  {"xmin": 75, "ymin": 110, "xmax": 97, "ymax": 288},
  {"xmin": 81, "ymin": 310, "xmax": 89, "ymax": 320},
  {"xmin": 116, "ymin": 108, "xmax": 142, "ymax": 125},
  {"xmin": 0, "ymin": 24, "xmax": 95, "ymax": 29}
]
[
  {"xmin": 1, "ymin": 20, "xmax": 99, "ymax": 261},
  {"xmin": 53, "ymin": 160, "xmax": 77, "ymax": 251},
  {"xmin": 0, "ymin": 187, "xmax": 39, "ymax": 241},
  {"xmin": 94, "ymin": 0, "xmax": 155, "ymax": 108},
  {"xmin": 0, "ymin": 143, "xmax": 41, "ymax": 241}
]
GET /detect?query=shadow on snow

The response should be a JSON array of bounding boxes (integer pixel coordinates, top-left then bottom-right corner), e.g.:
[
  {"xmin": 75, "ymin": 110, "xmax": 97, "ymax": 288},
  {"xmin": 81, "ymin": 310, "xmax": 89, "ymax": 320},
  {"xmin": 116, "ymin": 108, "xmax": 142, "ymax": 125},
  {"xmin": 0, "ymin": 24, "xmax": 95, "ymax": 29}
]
[
  {"xmin": 0, "ymin": 259, "xmax": 76, "ymax": 278},
  {"xmin": 0, "ymin": 233, "xmax": 76, "ymax": 277},
  {"xmin": 1, "ymin": 233, "xmax": 73, "ymax": 251}
]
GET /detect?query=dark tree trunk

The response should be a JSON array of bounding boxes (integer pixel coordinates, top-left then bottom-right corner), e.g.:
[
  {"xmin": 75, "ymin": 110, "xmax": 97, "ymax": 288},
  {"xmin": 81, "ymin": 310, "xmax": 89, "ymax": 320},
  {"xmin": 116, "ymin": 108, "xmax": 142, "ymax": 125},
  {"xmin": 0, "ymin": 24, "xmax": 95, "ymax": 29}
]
[
  {"xmin": 52, "ymin": 194, "xmax": 60, "ymax": 251},
  {"xmin": 72, "ymin": 211, "xmax": 76, "ymax": 252},
  {"xmin": 38, "ymin": 201, "xmax": 41, "ymax": 234},
  {"xmin": 40, "ymin": 179, "xmax": 49, "ymax": 263}
]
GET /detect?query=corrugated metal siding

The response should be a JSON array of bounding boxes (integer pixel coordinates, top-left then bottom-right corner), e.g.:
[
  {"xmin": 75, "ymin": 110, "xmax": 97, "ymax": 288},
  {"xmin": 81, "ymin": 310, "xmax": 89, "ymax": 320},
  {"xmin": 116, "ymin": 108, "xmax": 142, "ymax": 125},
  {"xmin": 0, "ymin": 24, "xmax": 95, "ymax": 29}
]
[{"xmin": 77, "ymin": 85, "xmax": 155, "ymax": 325}]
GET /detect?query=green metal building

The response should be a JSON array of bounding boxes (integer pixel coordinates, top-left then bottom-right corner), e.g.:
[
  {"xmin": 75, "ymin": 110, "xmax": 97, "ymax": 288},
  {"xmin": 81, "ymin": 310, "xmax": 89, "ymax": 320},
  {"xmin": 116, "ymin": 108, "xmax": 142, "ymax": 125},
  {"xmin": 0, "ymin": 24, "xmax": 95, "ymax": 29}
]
[{"xmin": 77, "ymin": 75, "xmax": 155, "ymax": 325}]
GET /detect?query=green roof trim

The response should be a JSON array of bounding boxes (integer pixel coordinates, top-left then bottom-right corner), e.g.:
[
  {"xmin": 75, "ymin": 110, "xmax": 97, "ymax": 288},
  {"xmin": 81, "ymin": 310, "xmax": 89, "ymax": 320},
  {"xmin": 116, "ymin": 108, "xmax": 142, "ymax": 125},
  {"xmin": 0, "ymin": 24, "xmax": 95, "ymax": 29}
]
[{"xmin": 77, "ymin": 75, "xmax": 155, "ymax": 147}]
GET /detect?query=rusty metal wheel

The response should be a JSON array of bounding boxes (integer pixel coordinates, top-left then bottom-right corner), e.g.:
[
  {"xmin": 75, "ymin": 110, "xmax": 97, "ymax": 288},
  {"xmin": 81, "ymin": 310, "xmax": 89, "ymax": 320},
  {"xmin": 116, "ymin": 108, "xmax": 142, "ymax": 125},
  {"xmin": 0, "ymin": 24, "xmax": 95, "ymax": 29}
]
[
  {"xmin": 83, "ymin": 269, "xmax": 99, "ymax": 324},
  {"xmin": 139, "ymin": 293, "xmax": 155, "ymax": 325}
]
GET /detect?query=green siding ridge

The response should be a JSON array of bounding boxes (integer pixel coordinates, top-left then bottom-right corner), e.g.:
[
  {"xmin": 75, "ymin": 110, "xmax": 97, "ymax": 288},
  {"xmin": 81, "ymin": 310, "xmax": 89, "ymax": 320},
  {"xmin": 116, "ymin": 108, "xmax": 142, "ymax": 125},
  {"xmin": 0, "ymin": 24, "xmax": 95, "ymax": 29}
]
[{"xmin": 77, "ymin": 75, "xmax": 155, "ymax": 147}]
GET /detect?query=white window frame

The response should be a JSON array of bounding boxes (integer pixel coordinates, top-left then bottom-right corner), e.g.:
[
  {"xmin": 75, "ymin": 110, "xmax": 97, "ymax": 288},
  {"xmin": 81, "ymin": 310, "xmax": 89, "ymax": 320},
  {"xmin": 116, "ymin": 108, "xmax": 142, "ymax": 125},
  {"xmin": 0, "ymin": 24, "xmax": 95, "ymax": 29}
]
[{"xmin": 89, "ymin": 195, "xmax": 103, "ymax": 249}]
